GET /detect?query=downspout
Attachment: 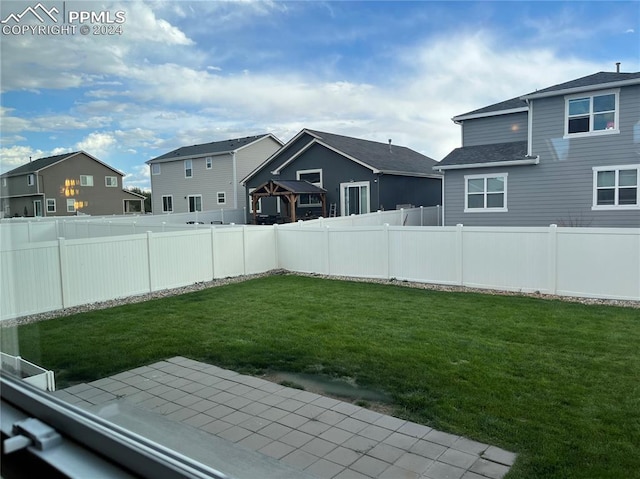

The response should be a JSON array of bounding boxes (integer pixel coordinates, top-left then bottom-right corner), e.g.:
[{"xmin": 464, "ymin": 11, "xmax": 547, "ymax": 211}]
[
  {"xmin": 440, "ymin": 174, "xmax": 445, "ymax": 226},
  {"xmin": 232, "ymin": 151, "xmax": 238, "ymax": 209},
  {"xmin": 526, "ymin": 99, "xmax": 533, "ymax": 157}
]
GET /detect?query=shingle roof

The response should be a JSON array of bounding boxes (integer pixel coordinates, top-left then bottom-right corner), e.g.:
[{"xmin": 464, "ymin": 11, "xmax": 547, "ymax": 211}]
[
  {"xmin": 522, "ymin": 71, "xmax": 640, "ymax": 98},
  {"xmin": 437, "ymin": 141, "xmax": 529, "ymax": 168},
  {"xmin": 1, "ymin": 152, "xmax": 77, "ymax": 177},
  {"xmin": 454, "ymin": 96, "xmax": 528, "ymax": 120},
  {"xmin": 454, "ymin": 71, "xmax": 640, "ymax": 119},
  {"xmin": 305, "ymin": 129, "xmax": 438, "ymax": 176},
  {"xmin": 147, "ymin": 134, "xmax": 272, "ymax": 163}
]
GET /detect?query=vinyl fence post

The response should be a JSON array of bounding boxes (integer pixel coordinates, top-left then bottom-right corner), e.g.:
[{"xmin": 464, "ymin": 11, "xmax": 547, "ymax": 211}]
[
  {"xmin": 210, "ymin": 227, "xmax": 216, "ymax": 280},
  {"xmin": 273, "ymin": 224, "xmax": 279, "ymax": 270},
  {"xmin": 384, "ymin": 223, "xmax": 390, "ymax": 280},
  {"xmin": 456, "ymin": 224, "xmax": 464, "ymax": 286},
  {"xmin": 146, "ymin": 231, "xmax": 155, "ymax": 292},
  {"xmin": 420, "ymin": 206, "xmax": 424, "ymax": 226},
  {"xmin": 548, "ymin": 224, "xmax": 558, "ymax": 295},
  {"xmin": 242, "ymin": 225, "xmax": 247, "ymax": 275},
  {"xmin": 324, "ymin": 225, "xmax": 331, "ymax": 276},
  {"xmin": 57, "ymin": 237, "xmax": 70, "ymax": 308}
]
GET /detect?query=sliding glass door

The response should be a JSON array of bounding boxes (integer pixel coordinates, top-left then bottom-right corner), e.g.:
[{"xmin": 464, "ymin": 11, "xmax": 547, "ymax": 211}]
[{"xmin": 340, "ymin": 181, "xmax": 370, "ymax": 216}]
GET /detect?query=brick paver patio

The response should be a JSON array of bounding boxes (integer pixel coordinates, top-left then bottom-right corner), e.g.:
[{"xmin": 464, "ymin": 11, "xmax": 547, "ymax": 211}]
[{"xmin": 53, "ymin": 356, "xmax": 516, "ymax": 479}]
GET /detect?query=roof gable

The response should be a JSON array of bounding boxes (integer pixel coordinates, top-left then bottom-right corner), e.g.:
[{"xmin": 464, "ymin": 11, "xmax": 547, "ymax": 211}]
[
  {"xmin": 147, "ymin": 134, "xmax": 279, "ymax": 164},
  {"xmin": 281, "ymin": 129, "xmax": 439, "ymax": 176},
  {"xmin": 307, "ymin": 130, "xmax": 438, "ymax": 174},
  {"xmin": 1, "ymin": 151, "xmax": 124, "ymax": 177}
]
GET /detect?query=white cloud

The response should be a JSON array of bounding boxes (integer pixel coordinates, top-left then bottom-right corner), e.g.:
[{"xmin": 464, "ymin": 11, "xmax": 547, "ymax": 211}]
[
  {"xmin": 122, "ymin": 164, "xmax": 150, "ymax": 190},
  {"xmin": 76, "ymin": 132, "xmax": 116, "ymax": 156},
  {"xmin": 0, "ymin": 145, "xmax": 45, "ymax": 173}
]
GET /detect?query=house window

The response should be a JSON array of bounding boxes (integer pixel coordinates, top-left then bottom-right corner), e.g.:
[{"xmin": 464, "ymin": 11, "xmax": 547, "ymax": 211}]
[
  {"xmin": 188, "ymin": 195, "xmax": 202, "ymax": 212},
  {"xmin": 297, "ymin": 169, "xmax": 323, "ymax": 207},
  {"xmin": 206, "ymin": 157, "xmax": 213, "ymax": 169},
  {"xmin": 105, "ymin": 176, "xmax": 118, "ymax": 187},
  {"xmin": 162, "ymin": 195, "xmax": 173, "ymax": 213},
  {"xmin": 464, "ymin": 173, "xmax": 508, "ymax": 212},
  {"xmin": 2, "ymin": 178, "xmax": 6, "ymax": 187},
  {"xmin": 249, "ymin": 188, "xmax": 261, "ymax": 213},
  {"xmin": 46, "ymin": 199, "xmax": 56, "ymax": 213},
  {"xmin": 217, "ymin": 192, "xmax": 226, "ymax": 205},
  {"xmin": 27, "ymin": 174, "xmax": 35, "ymax": 186},
  {"xmin": 592, "ymin": 166, "xmax": 639, "ymax": 210},
  {"xmin": 184, "ymin": 160, "xmax": 193, "ymax": 178},
  {"xmin": 80, "ymin": 175, "xmax": 94, "ymax": 186},
  {"xmin": 152, "ymin": 164, "xmax": 161, "ymax": 175},
  {"xmin": 67, "ymin": 199, "xmax": 76, "ymax": 213},
  {"xmin": 565, "ymin": 90, "xmax": 619, "ymax": 137}
]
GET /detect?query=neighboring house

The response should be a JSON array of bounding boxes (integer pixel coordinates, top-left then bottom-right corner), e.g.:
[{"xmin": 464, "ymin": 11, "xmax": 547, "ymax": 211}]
[
  {"xmin": 146, "ymin": 134, "xmax": 283, "ymax": 215},
  {"xmin": 435, "ymin": 70, "xmax": 640, "ymax": 227},
  {"xmin": 0, "ymin": 151, "xmax": 144, "ymax": 217},
  {"xmin": 242, "ymin": 129, "xmax": 442, "ymax": 223}
]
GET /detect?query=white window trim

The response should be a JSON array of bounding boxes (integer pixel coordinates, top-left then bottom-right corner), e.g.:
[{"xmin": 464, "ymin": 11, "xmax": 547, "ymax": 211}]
[
  {"xmin": 27, "ymin": 174, "xmax": 35, "ymax": 186},
  {"xmin": 464, "ymin": 173, "xmax": 508, "ymax": 213},
  {"xmin": 592, "ymin": 165, "xmax": 640, "ymax": 210},
  {"xmin": 161, "ymin": 195, "xmax": 173, "ymax": 213},
  {"xmin": 80, "ymin": 175, "xmax": 94, "ymax": 187},
  {"xmin": 564, "ymin": 89, "xmax": 620, "ymax": 139},
  {"xmin": 66, "ymin": 199, "xmax": 76, "ymax": 213},
  {"xmin": 2, "ymin": 178, "xmax": 6, "ymax": 187},
  {"xmin": 151, "ymin": 164, "xmax": 161, "ymax": 175},
  {"xmin": 339, "ymin": 181, "xmax": 370, "ymax": 216},
  {"xmin": 216, "ymin": 191, "xmax": 226, "ymax": 205},
  {"xmin": 206, "ymin": 157, "xmax": 213, "ymax": 169},
  {"xmin": 297, "ymin": 168, "xmax": 323, "ymax": 207},
  {"xmin": 105, "ymin": 176, "xmax": 118, "ymax": 187},
  {"xmin": 46, "ymin": 198, "xmax": 56, "ymax": 213},
  {"xmin": 184, "ymin": 160, "xmax": 193, "ymax": 179}
]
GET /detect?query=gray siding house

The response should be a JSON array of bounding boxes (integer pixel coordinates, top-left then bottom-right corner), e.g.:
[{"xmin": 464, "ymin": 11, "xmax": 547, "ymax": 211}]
[
  {"xmin": 0, "ymin": 151, "xmax": 144, "ymax": 217},
  {"xmin": 435, "ymin": 71, "xmax": 640, "ymax": 228},
  {"xmin": 146, "ymin": 134, "xmax": 283, "ymax": 215},
  {"xmin": 243, "ymin": 129, "xmax": 442, "ymax": 223}
]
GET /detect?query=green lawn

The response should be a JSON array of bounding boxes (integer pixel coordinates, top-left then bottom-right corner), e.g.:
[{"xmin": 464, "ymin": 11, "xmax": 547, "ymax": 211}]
[{"xmin": 6, "ymin": 275, "xmax": 640, "ymax": 478}]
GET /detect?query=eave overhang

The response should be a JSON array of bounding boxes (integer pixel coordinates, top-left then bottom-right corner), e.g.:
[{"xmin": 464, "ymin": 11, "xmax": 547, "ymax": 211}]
[
  {"xmin": 452, "ymin": 107, "xmax": 529, "ymax": 123},
  {"xmin": 433, "ymin": 156, "xmax": 540, "ymax": 172}
]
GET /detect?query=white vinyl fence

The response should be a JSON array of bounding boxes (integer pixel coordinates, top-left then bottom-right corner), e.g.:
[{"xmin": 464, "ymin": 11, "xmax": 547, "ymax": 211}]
[
  {"xmin": 0, "ymin": 208, "xmax": 247, "ymax": 245},
  {"xmin": 1, "ymin": 226, "xmax": 276, "ymax": 321},
  {"xmin": 1, "ymin": 215, "xmax": 638, "ymax": 321}
]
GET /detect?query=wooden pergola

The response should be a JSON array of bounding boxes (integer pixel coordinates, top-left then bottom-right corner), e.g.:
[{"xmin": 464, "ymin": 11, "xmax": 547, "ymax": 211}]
[{"xmin": 250, "ymin": 179, "xmax": 327, "ymax": 224}]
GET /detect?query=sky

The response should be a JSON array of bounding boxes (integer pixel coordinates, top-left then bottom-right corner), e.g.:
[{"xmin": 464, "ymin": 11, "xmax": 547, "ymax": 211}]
[{"xmin": 1, "ymin": 0, "xmax": 638, "ymax": 191}]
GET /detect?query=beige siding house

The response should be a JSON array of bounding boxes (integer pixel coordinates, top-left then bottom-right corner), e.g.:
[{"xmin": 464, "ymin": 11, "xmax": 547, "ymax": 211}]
[
  {"xmin": 0, "ymin": 151, "xmax": 145, "ymax": 217},
  {"xmin": 146, "ymin": 134, "xmax": 283, "ymax": 214}
]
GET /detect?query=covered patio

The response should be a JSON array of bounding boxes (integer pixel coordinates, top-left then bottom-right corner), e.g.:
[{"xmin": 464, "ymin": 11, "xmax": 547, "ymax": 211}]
[{"xmin": 250, "ymin": 179, "xmax": 327, "ymax": 224}]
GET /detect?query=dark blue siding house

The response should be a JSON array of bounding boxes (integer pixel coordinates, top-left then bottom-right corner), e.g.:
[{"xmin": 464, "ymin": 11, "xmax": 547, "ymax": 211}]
[
  {"xmin": 242, "ymin": 129, "xmax": 442, "ymax": 223},
  {"xmin": 435, "ymin": 70, "xmax": 640, "ymax": 228}
]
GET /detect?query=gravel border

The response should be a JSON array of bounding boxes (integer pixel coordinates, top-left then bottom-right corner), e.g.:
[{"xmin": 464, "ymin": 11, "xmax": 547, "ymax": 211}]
[{"xmin": 3, "ymin": 269, "xmax": 638, "ymax": 328}]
